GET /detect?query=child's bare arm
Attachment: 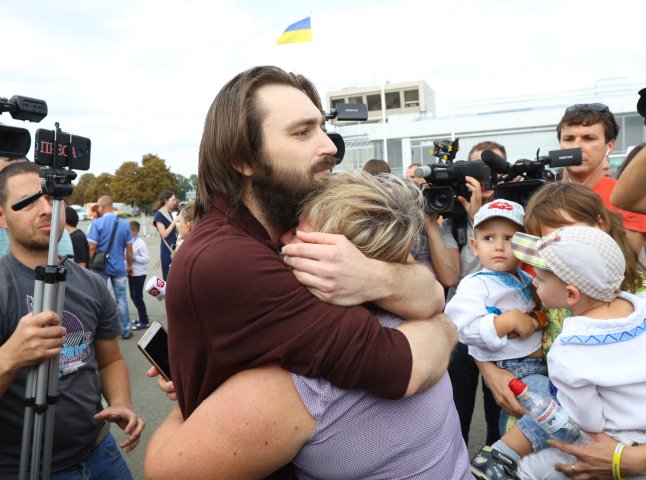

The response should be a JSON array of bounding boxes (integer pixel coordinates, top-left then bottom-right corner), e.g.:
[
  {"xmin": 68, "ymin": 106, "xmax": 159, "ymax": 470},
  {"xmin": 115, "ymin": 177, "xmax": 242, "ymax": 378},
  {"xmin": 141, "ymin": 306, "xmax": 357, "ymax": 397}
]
[{"xmin": 494, "ymin": 309, "xmax": 538, "ymax": 338}]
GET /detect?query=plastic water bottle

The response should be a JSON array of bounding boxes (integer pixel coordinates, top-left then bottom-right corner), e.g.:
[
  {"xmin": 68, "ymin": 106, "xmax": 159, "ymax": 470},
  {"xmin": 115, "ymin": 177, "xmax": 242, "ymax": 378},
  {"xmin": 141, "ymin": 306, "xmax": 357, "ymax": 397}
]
[{"xmin": 508, "ymin": 378, "xmax": 591, "ymax": 445}]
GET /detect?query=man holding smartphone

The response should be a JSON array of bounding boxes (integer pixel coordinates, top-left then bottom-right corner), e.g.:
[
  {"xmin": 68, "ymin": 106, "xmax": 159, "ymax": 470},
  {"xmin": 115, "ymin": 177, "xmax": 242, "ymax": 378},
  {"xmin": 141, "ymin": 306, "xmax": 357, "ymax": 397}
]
[{"xmin": 0, "ymin": 162, "xmax": 144, "ymax": 479}]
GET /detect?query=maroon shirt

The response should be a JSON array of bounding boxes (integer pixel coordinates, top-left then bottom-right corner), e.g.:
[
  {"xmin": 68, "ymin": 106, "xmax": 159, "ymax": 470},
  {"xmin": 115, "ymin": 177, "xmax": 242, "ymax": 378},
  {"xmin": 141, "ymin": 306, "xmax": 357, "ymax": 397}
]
[{"xmin": 166, "ymin": 194, "xmax": 413, "ymax": 417}]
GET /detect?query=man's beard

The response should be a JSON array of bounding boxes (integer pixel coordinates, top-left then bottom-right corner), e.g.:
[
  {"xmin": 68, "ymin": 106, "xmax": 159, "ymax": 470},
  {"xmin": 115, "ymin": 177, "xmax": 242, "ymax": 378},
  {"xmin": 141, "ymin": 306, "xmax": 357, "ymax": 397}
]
[
  {"xmin": 251, "ymin": 155, "xmax": 335, "ymax": 235},
  {"xmin": 6, "ymin": 219, "xmax": 62, "ymax": 253}
]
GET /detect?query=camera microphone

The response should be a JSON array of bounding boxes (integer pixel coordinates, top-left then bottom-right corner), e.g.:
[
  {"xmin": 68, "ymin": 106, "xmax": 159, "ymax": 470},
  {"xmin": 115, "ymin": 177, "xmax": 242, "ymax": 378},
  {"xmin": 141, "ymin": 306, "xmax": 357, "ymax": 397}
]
[
  {"xmin": 481, "ymin": 149, "xmax": 510, "ymax": 174},
  {"xmin": 414, "ymin": 165, "xmax": 432, "ymax": 178}
]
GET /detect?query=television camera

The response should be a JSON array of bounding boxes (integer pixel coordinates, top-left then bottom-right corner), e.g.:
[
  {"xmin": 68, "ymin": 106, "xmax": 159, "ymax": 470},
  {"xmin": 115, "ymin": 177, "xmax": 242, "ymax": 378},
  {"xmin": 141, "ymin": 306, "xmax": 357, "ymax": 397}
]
[
  {"xmin": 415, "ymin": 138, "xmax": 495, "ymax": 216},
  {"xmin": 0, "ymin": 95, "xmax": 48, "ymax": 158},
  {"xmin": 325, "ymin": 102, "xmax": 369, "ymax": 165},
  {"xmin": 414, "ymin": 138, "xmax": 495, "ymax": 246},
  {"xmin": 482, "ymin": 147, "xmax": 582, "ymax": 206}
]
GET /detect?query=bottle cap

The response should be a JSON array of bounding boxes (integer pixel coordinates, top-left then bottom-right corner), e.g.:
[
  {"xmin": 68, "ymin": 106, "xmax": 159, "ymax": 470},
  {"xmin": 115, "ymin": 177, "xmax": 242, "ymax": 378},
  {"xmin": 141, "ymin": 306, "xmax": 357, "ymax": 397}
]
[{"xmin": 508, "ymin": 378, "xmax": 527, "ymax": 396}]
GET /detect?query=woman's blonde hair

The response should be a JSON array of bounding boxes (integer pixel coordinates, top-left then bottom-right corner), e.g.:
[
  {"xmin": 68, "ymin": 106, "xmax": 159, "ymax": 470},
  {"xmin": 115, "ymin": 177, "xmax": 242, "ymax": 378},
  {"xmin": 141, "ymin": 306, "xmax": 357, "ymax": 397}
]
[
  {"xmin": 179, "ymin": 200, "xmax": 196, "ymax": 223},
  {"xmin": 524, "ymin": 182, "xmax": 641, "ymax": 293},
  {"xmin": 300, "ymin": 171, "xmax": 424, "ymax": 264}
]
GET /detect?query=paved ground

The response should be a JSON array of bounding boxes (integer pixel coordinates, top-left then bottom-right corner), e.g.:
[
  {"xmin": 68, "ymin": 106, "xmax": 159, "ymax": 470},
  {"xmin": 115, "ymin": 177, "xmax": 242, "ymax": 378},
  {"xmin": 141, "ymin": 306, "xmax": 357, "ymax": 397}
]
[{"xmin": 79, "ymin": 217, "xmax": 487, "ymax": 479}]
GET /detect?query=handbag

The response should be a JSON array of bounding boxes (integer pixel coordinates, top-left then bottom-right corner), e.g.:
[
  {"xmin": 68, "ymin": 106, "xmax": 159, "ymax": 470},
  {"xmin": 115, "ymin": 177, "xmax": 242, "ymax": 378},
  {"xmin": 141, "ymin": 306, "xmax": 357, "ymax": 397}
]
[
  {"xmin": 161, "ymin": 235, "xmax": 176, "ymax": 260},
  {"xmin": 91, "ymin": 215, "xmax": 120, "ymax": 271}
]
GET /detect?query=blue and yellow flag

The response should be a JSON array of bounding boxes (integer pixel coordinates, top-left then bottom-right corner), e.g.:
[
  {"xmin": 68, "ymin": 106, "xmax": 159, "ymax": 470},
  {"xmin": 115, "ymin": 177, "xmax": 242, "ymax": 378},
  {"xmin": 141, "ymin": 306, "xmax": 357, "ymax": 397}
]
[{"xmin": 277, "ymin": 17, "xmax": 312, "ymax": 45}]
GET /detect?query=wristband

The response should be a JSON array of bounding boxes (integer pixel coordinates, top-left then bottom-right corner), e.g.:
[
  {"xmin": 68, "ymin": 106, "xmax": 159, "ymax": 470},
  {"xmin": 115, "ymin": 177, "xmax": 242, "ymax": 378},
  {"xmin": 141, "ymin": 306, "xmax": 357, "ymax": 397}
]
[{"xmin": 612, "ymin": 441, "xmax": 627, "ymax": 480}]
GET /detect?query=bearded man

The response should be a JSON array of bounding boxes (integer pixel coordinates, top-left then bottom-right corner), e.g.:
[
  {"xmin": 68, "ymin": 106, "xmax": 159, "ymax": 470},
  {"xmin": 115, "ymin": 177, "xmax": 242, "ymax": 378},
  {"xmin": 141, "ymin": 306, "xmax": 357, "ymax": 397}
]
[{"xmin": 165, "ymin": 66, "xmax": 448, "ymax": 433}]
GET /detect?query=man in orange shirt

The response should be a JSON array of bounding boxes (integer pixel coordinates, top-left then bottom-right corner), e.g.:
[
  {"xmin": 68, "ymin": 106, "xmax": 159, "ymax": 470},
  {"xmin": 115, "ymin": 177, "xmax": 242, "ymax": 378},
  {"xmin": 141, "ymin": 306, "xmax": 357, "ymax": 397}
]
[{"xmin": 558, "ymin": 104, "xmax": 646, "ymax": 256}]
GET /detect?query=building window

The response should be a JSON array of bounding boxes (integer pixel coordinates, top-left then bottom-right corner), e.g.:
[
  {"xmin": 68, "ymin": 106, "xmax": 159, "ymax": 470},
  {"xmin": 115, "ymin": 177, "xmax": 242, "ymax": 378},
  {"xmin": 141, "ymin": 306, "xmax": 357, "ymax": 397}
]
[
  {"xmin": 366, "ymin": 94, "xmax": 382, "ymax": 112},
  {"xmin": 623, "ymin": 114, "xmax": 645, "ymax": 151},
  {"xmin": 330, "ymin": 97, "xmax": 345, "ymax": 111},
  {"xmin": 348, "ymin": 95, "xmax": 363, "ymax": 104},
  {"xmin": 404, "ymin": 89, "xmax": 419, "ymax": 107},
  {"xmin": 385, "ymin": 92, "xmax": 401, "ymax": 109}
]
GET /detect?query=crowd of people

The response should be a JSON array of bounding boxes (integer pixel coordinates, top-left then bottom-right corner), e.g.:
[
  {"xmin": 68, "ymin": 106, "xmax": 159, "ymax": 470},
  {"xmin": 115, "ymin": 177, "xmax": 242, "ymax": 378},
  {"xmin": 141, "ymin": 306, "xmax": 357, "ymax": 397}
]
[{"xmin": 1, "ymin": 64, "xmax": 646, "ymax": 479}]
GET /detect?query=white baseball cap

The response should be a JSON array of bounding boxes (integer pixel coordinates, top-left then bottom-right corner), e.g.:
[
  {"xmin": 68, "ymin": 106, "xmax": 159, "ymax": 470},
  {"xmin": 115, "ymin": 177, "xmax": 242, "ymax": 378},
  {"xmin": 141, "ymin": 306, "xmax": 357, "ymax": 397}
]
[{"xmin": 473, "ymin": 200, "xmax": 525, "ymax": 229}]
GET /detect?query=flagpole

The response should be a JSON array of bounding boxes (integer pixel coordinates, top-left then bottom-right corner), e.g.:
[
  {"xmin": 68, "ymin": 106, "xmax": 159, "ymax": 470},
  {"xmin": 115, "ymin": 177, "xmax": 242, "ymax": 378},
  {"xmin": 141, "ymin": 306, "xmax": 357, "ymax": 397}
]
[{"xmin": 381, "ymin": 84, "xmax": 387, "ymax": 163}]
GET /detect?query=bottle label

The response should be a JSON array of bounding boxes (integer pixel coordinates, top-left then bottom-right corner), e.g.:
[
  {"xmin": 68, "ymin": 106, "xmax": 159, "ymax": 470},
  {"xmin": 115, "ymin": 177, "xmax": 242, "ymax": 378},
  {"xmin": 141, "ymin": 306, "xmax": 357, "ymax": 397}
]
[{"xmin": 534, "ymin": 400, "xmax": 568, "ymax": 434}]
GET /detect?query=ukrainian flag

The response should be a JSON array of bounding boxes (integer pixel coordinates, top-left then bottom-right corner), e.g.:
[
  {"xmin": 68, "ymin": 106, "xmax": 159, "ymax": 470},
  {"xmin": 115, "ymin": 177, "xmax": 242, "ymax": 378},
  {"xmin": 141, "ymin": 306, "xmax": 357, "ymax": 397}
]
[{"xmin": 277, "ymin": 17, "xmax": 312, "ymax": 45}]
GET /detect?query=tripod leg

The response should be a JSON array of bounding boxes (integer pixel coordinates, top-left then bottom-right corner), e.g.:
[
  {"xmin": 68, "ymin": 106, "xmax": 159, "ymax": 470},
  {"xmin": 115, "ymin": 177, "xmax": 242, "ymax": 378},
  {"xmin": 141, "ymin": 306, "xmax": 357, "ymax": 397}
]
[
  {"xmin": 19, "ymin": 277, "xmax": 44, "ymax": 480},
  {"xmin": 18, "ymin": 368, "xmax": 37, "ymax": 480},
  {"xmin": 41, "ymin": 275, "xmax": 66, "ymax": 479}
]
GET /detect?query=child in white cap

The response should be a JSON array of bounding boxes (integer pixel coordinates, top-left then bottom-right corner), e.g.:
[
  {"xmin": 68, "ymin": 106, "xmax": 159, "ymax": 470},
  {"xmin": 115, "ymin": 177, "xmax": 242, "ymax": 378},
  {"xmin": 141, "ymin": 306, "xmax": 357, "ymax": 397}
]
[
  {"xmin": 446, "ymin": 200, "xmax": 550, "ymax": 480},
  {"xmin": 474, "ymin": 225, "xmax": 646, "ymax": 480},
  {"xmin": 445, "ymin": 200, "xmax": 547, "ymax": 382}
]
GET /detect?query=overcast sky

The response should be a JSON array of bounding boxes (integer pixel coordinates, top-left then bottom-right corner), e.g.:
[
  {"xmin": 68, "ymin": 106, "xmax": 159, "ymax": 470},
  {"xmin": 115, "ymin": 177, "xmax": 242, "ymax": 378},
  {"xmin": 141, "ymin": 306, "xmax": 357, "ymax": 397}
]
[{"xmin": 1, "ymin": 0, "xmax": 645, "ymax": 177}]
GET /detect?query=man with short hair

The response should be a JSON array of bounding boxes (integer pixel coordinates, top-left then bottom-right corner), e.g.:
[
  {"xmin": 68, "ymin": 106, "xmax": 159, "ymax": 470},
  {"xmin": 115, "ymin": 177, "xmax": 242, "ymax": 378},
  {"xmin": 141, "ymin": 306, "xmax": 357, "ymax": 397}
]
[
  {"xmin": 0, "ymin": 156, "xmax": 74, "ymax": 258},
  {"xmin": 65, "ymin": 205, "xmax": 89, "ymax": 267},
  {"xmin": 558, "ymin": 104, "xmax": 646, "ymax": 256},
  {"xmin": 87, "ymin": 196, "xmax": 134, "ymax": 339},
  {"xmin": 0, "ymin": 162, "xmax": 143, "ymax": 479}
]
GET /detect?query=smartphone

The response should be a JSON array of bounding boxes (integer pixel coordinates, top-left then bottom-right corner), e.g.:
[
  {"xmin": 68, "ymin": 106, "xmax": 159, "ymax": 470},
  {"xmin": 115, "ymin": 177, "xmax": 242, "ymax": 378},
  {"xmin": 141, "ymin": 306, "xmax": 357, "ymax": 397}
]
[
  {"xmin": 137, "ymin": 321, "xmax": 172, "ymax": 381},
  {"xmin": 34, "ymin": 127, "xmax": 91, "ymax": 171}
]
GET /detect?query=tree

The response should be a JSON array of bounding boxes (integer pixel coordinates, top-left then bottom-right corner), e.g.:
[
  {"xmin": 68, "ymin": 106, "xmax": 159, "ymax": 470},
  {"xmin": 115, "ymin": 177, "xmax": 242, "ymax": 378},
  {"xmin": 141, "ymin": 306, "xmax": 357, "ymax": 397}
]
[
  {"xmin": 137, "ymin": 154, "xmax": 179, "ymax": 212},
  {"xmin": 175, "ymin": 173, "xmax": 192, "ymax": 201},
  {"xmin": 85, "ymin": 172, "xmax": 114, "ymax": 202},
  {"xmin": 110, "ymin": 162, "xmax": 143, "ymax": 206},
  {"xmin": 68, "ymin": 172, "xmax": 96, "ymax": 205}
]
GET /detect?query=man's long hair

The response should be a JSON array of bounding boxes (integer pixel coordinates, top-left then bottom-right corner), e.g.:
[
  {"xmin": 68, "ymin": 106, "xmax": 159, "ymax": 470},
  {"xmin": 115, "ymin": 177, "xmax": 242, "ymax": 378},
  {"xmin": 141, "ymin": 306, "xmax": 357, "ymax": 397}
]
[{"xmin": 195, "ymin": 66, "xmax": 323, "ymax": 222}]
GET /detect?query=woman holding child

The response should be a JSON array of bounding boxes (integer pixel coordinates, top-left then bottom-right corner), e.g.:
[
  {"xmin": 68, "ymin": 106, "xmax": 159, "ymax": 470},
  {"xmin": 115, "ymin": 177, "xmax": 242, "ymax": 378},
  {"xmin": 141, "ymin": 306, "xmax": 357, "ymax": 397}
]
[{"xmin": 472, "ymin": 182, "xmax": 646, "ymax": 480}]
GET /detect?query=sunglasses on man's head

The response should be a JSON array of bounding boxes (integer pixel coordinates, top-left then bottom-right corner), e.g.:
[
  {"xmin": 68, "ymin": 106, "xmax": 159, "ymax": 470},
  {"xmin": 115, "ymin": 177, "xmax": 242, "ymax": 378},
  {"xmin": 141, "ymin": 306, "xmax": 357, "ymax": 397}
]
[{"xmin": 565, "ymin": 103, "xmax": 609, "ymax": 113}]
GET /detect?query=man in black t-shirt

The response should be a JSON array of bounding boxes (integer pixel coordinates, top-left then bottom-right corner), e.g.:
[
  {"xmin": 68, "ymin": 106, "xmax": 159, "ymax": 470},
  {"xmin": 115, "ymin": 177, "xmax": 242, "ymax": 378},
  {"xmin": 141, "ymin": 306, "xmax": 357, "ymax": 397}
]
[{"xmin": 65, "ymin": 205, "xmax": 90, "ymax": 267}]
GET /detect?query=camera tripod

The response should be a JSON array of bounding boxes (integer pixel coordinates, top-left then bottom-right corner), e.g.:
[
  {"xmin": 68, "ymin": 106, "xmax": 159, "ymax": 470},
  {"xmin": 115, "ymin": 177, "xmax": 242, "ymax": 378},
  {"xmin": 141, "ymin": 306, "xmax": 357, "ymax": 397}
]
[{"xmin": 14, "ymin": 162, "xmax": 77, "ymax": 480}]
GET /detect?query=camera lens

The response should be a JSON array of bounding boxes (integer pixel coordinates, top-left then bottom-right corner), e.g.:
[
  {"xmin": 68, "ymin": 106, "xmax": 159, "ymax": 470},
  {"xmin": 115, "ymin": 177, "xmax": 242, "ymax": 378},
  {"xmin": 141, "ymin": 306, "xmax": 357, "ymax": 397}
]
[
  {"xmin": 425, "ymin": 186, "xmax": 454, "ymax": 213},
  {"xmin": 431, "ymin": 192, "xmax": 450, "ymax": 210}
]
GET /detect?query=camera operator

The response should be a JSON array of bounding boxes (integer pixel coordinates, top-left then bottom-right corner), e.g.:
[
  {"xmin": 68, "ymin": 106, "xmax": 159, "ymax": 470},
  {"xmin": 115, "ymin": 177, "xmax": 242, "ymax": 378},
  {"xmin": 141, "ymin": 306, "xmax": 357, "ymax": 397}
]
[
  {"xmin": 559, "ymin": 104, "xmax": 646, "ymax": 258},
  {"xmin": 444, "ymin": 140, "xmax": 507, "ymax": 447},
  {"xmin": 406, "ymin": 162, "xmax": 427, "ymax": 187},
  {"xmin": 0, "ymin": 156, "xmax": 75, "ymax": 259},
  {"xmin": 404, "ymin": 163, "xmax": 461, "ymax": 288},
  {"xmin": 0, "ymin": 162, "xmax": 143, "ymax": 479}
]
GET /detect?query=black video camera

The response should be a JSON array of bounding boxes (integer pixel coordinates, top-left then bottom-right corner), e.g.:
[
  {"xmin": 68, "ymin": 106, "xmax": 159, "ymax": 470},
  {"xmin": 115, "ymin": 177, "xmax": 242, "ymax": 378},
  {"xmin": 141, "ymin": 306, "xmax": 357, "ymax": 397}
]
[
  {"xmin": 0, "ymin": 95, "xmax": 91, "ymax": 171},
  {"xmin": 415, "ymin": 138, "xmax": 494, "ymax": 217},
  {"xmin": 0, "ymin": 95, "xmax": 48, "ymax": 158},
  {"xmin": 325, "ymin": 103, "xmax": 369, "ymax": 165},
  {"xmin": 482, "ymin": 148, "xmax": 582, "ymax": 207}
]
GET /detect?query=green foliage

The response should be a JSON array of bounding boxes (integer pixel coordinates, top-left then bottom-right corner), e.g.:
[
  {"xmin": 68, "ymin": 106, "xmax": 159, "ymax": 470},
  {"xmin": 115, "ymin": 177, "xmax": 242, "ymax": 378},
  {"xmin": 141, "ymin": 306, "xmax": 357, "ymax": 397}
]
[
  {"xmin": 110, "ymin": 162, "xmax": 142, "ymax": 206},
  {"xmin": 67, "ymin": 172, "xmax": 96, "ymax": 205},
  {"xmin": 73, "ymin": 153, "xmax": 184, "ymax": 212},
  {"xmin": 139, "ymin": 154, "xmax": 180, "ymax": 211},
  {"xmin": 85, "ymin": 172, "xmax": 115, "ymax": 202},
  {"xmin": 174, "ymin": 173, "xmax": 192, "ymax": 201}
]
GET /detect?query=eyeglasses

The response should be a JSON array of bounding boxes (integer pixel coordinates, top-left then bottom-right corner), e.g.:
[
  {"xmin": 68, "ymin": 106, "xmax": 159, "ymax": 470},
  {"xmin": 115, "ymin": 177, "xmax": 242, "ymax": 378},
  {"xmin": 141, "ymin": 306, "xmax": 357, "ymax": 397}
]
[{"xmin": 565, "ymin": 103, "xmax": 609, "ymax": 113}]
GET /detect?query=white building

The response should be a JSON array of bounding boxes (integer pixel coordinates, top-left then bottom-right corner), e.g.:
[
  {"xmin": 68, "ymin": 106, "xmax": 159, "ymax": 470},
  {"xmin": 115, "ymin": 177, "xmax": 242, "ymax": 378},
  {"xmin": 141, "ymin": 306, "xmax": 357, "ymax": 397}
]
[{"xmin": 327, "ymin": 79, "xmax": 645, "ymax": 176}]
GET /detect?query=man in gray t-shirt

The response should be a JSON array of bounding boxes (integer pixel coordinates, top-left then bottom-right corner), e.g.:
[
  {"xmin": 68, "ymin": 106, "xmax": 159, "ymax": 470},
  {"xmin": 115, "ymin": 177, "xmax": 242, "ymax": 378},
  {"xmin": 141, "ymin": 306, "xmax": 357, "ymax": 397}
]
[{"xmin": 0, "ymin": 162, "xmax": 144, "ymax": 479}]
